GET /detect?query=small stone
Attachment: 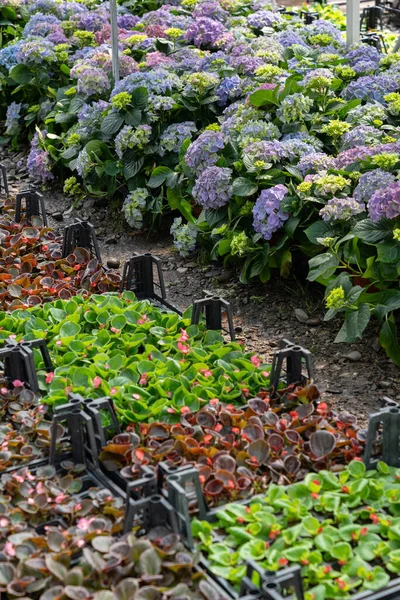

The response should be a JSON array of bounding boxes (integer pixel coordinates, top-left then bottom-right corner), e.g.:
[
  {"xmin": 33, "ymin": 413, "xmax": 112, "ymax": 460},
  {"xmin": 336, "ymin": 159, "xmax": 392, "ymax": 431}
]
[
  {"xmin": 378, "ymin": 381, "xmax": 391, "ymax": 389},
  {"xmin": 235, "ymin": 326, "xmax": 243, "ymax": 334},
  {"xmin": 217, "ymin": 270, "xmax": 233, "ymax": 283},
  {"xmin": 326, "ymin": 386, "xmax": 342, "ymax": 394},
  {"xmin": 107, "ymin": 258, "xmax": 120, "ymax": 269},
  {"xmin": 105, "ymin": 236, "xmax": 117, "ymax": 245},
  {"xmin": 52, "ymin": 212, "xmax": 63, "ymax": 222},
  {"xmin": 294, "ymin": 308, "xmax": 309, "ymax": 323},
  {"xmin": 186, "ymin": 262, "xmax": 197, "ymax": 268},
  {"xmin": 177, "ymin": 267, "xmax": 188, "ymax": 274},
  {"xmin": 345, "ymin": 351, "xmax": 362, "ymax": 362},
  {"xmin": 306, "ymin": 317, "xmax": 321, "ymax": 327}
]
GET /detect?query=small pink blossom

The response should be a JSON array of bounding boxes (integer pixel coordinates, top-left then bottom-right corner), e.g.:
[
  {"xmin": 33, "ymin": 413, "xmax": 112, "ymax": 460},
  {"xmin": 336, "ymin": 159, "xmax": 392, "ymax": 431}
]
[
  {"xmin": 251, "ymin": 355, "xmax": 261, "ymax": 368},
  {"xmin": 137, "ymin": 314, "xmax": 149, "ymax": 324},
  {"xmin": 179, "ymin": 328, "xmax": 189, "ymax": 342},
  {"xmin": 45, "ymin": 372, "xmax": 54, "ymax": 384},
  {"xmin": 9, "ymin": 334, "xmax": 16, "ymax": 339},
  {"xmin": 177, "ymin": 341, "xmax": 190, "ymax": 354},
  {"xmin": 262, "ymin": 371, "xmax": 270, "ymax": 377},
  {"xmin": 200, "ymin": 369, "xmax": 212, "ymax": 378},
  {"xmin": 77, "ymin": 518, "xmax": 91, "ymax": 530},
  {"xmin": 139, "ymin": 373, "xmax": 148, "ymax": 386},
  {"xmin": 5, "ymin": 542, "xmax": 15, "ymax": 556},
  {"xmin": 55, "ymin": 494, "xmax": 67, "ymax": 504},
  {"xmin": 132, "ymin": 393, "xmax": 141, "ymax": 400},
  {"xmin": 0, "ymin": 518, "xmax": 8, "ymax": 527},
  {"xmin": 76, "ymin": 539, "xmax": 86, "ymax": 548},
  {"xmin": 93, "ymin": 376, "xmax": 102, "ymax": 389},
  {"xmin": 110, "ymin": 387, "xmax": 117, "ymax": 395},
  {"xmin": 56, "ymin": 340, "xmax": 63, "ymax": 346},
  {"xmin": 110, "ymin": 327, "xmax": 119, "ymax": 333},
  {"xmin": 0, "ymin": 387, "xmax": 8, "ymax": 395},
  {"xmin": 167, "ymin": 407, "xmax": 176, "ymax": 413},
  {"xmin": 13, "ymin": 379, "xmax": 24, "ymax": 388}
]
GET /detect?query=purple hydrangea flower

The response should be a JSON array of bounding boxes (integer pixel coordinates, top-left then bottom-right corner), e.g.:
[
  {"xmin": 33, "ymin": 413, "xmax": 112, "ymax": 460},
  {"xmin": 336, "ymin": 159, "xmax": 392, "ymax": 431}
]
[
  {"xmin": 192, "ymin": 166, "xmax": 233, "ymax": 209},
  {"xmin": 341, "ymin": 125, "xmax": 383, "ymax": 150},
  {"xmin": 216, "ymin": 76, "xmax": 242, "ymax": 106},
  {"xmin": 159, "ymin": 122, "xmax": 197, "ymax": 156},
  {"xmin": 111, "ymin": 69, "xmax": 181, "ymax": 98},
  {"xmin": 346, "ymin": 45, "xmax": 381, "ymax": 67},
  {"xmin": 244, "ymin": 140, "xmax": 286, "ymax": 164},
  {"xmin": 274, "ymin": 30, "xmax": 307, "ymax": 48},
  {"xmin": 342, "ymin": 75, "xmax": 398, "ymax": 103},
  {"xmin": 27, "ymin": 130, "xmax": 54, "ymax": 182},
  {"xmin": 368, "ymin": 181, "xmax": 400, "ymax": 221},
  {"xmin": 75, "ymin": 67, "xmax": 110, "ymax": 98},
  {"xmin": 247, "ymin": 10, "xmax": 281, "ymax": 29},
  {"xmin": 76, "ymin": 8, "xmax": 109, "ymax": 32},
  {"xmin": 77, "ymin": 100, "xmax": 109, "ymax": 137},
  {"xmin": 335, "ymin": 141, "xmax": 400, "ymax": 169},
  {"xmin": 193, "ymin": 1, "xmax": 228, "ymax": 21},
  {"xmin": 117, "ymin": 13, "xmax": 140, "ymax": 29},
  {"xmin": 17, "ymin": 39, "xmax": 57, "ymax": 65},
  {"xmin": 23, "ymin": 12, "xmax": 60, "ymax": 37},
  {"xmin": 297, "ymin": 152, "xmax": 336, "ymax": 175},
  {"xmin": 185, "ymin": 130, "xmax": 225, "ymax": 174},
  {"xmin": 320, "ymin": 197, "xmax": 365, "ymax": 221},
  {"xmin": 5, "ymin": 102, "xmax": 22, "ymax": 135},
  {"xmin": 184, "ymin": 17, "xmax": 226, "ymax": 48},
  {"xmin": 354, "ymin": 169, "xmax": 396, "ymax": 204},
  {"xmin": 253, "ymin": 184, "xmax": 289, "ymax": 240}
]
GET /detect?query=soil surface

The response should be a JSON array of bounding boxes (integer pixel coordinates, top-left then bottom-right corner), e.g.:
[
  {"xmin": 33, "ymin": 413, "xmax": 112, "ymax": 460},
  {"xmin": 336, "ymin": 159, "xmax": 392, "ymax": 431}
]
[{"xmin": 2, "ymin": 146, "xmax": 400, "ymax": 426}]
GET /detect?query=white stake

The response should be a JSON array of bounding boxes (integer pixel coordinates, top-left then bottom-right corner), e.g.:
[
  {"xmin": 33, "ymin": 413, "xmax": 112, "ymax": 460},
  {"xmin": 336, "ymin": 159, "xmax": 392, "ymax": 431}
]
[
  {"xmin": 110, "ymin": 0, "xmax": 120, "ymax": 83},
  {"xmin": 346, "ymin": 0, "xmax": 360, "ymax": 49}
]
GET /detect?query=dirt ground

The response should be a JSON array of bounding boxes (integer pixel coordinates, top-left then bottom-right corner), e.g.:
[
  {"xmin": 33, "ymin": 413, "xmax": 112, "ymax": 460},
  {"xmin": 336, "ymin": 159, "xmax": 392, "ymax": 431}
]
[{"xmin": 2, "ymin": 147, "xmax": 399, "ymax": 426}]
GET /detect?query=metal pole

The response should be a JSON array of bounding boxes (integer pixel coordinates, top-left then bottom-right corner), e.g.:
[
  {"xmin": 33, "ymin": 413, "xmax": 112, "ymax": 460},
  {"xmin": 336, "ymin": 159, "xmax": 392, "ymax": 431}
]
[
  {"xmin": 110, "ymin": 0, "xmax": 120, "ymax": 83},
  {"xmin": 346, "ymin": 0, "xmax": 360, "ymax": 48}
]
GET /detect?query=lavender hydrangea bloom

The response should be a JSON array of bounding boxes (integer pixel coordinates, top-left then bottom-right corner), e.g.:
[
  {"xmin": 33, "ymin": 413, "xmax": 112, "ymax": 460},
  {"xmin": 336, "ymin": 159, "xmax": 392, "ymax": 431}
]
[
  {"xmin": 346, "ymin": 45, "xmax": 381, "ymax": 67},
  {"xmin": 111, "ymin": 69, "xmax": 181, "ymax": 98},
  {"xmin": 253, "ymin": 185, "xmax": 289, "ymax": 240},
  {"xmin": 77, "ymin": 8, "xmax": 109, "ymax": 32},
  {"xmin": 159, "ymin": 122, "xmax": 197, "ymax": 156},
  {"xmin": 354, "ymin": 169, "xmax": 396, "ymax": 204},
  {"xmin": 335, "ymin": 142, "xmax": 400, "ymax": 169},
  {"xmin": 193, "ymin": 1, "xmax": 228, "ymax": 21},
  {"xmin": 320, "ymin": 197, "xmax": 365, "ymax": 221},
  {"xmin": 216, "ymin": 76, "xmax": 242, "ymax": 106},
  {"xmin": 17, "ymin": 39, "xmax": 57, "ymax": 65},
  {"xmin": 27, "ymin": 130, "xmax": 54, "ymax": 182},
  {"xmin": 238, "ymin": 121, "xmax": 280, "ymax": 148},
  {"xmin": 27, "ymin": 0, "xmax": 61, "ymax": 16},
  {"xmin": 274, "ymin": 30, "xmax": 307, "ymax": 48},
  {"xmin": 77, "ymin": 100, "xmax": 109, "ymax": 137},
  {"xmin": 75, "ymin": 67, "xmax": 110, "ymax": 98},
  {"xmin": 247, "ymin": 10, "xmax": 281, "ymax": 29},
  {"xmin": 244, "ymin": 140, "xmax": 285, "ymax": 165},
  {"xmin": 341, "ymin": 125, "xmax": 383, "ymax": 150},
  {"xmin": 184, "ymin": 17, "xmax": 226, "ymax": 48},
  {"xmin": 342, "ymin": 75, "xmax": 398, "ymax": 103},
  {"xmin": 352, "ymin": 60, "xmax": 378, "ymax": 75},
  {"xmin": 185, "ymin": 130, "xmax": 225, "ymax": 174},
  {"xmin": 281, "ymin": 139, "xmax": 315, "ymax": 159},
  {"xmin": 76, "ymin": 148, "xmax": 91, "ymax": 178},
  {"xmin": 192, "ymin": 166, "xmax": 233, "ymax": 209},
  {"xmin": 117, "ymin": 14, "xmax": 140, "ymax": 29},
  {"xmin": 368, "ymin": 181, "xmax": 400, "ymax": 221},
  {"xmin": 22, "ymin": 13, "xmax": 60, "ymax": 37},
  {"xmin": 297, "ymin": 152, "xmax": 336, "ymax": 175},
  {"xmin": 5, "ymin": 102, "xmax": 22, "ymax": 135}
]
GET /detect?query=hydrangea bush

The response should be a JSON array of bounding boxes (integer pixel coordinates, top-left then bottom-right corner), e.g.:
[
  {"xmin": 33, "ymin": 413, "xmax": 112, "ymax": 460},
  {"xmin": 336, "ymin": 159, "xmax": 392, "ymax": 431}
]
[{"xmin": 2, "ymin": 0, "xmax": 400, "ymax": 361}]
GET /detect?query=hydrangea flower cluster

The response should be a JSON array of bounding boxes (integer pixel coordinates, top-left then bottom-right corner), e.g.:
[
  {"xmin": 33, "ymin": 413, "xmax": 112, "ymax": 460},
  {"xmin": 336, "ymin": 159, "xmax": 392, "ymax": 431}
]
[
  {"xmin": 277, "ymin": 93, "xmax": 313, "ymax": 124},
  {"xmin": 115, "ymin": 125, "xmax": 153, "ymax": 159},
  {"xmin": 184, "ymin": 17, "xmax": 226, "ymax": 47},
  {"xmin": 170, "ymin": 217, "xmax": 198, "ymax": 256},
  {"xmin": 252, "ymin": 185, "xmax": 289, "ymax": 240},
  {"xmin": 5, "ymin": 102, "xmax": 22, "ymax": 136},
  {"xmin": 185, "ymin": 130, "xmax": 225, "ymax": 174},
  {"xmin": 368, "ymin": 182, "xmax": 400, "ymax": 221},
  {"xmin": 343, "ymin": 75, "xmax": 398, "ymax": 103},
  {"xmin": 192, "ymin": 166, "xmax": 233, "ymax": 209},
  {"xmin": 320, "ymin": 197, "xmax": 365, "ymax": 221},
  {"xmin": 354, "ymin": 169, "xmax": 396, "ymax": 204},
  {"xmin": 159, "ymin": 122, "xmax": 197, "ymax": 156},
  {"xmin": 26, "ymin": 130, "xmax": 54, "ymax": 182},
  {"xmin": 123, "ymin": 188, "xmax": 149, "ymax": 229}
]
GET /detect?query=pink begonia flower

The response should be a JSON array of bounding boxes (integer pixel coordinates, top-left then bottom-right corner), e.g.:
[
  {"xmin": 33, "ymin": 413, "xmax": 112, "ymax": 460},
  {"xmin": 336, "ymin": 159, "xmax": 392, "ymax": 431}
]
[
  {"xmin": 13, "ymin": 380, "xmax": 24, "ymax": 388},
  {"xmin": 179, "ymin": 328, "xmax": 189, "ymax": 342},
  {"xmin": 46, "ymin": 372, "xmax": 54, "ymax": 384},
  {"xmin": 177, "ymin": 342, "xmax": 190, "ymax": 354},
  {"xmin": 251, "ymin": 355, "xmax": 261, "ymax": 368},
  {"xmin": 93, "ymin": 376, "xmax": 102, "ymax": 389},
  {"xmin": 110, "ymin": 388, "xmax": 117, "ymax": 395}
]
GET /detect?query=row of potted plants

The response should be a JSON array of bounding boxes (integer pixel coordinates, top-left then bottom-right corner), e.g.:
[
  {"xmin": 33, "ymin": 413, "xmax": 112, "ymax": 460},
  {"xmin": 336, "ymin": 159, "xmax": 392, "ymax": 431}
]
[{"xmin": 1, "ymin": 0, "xmax": 400, "ymax": 359}]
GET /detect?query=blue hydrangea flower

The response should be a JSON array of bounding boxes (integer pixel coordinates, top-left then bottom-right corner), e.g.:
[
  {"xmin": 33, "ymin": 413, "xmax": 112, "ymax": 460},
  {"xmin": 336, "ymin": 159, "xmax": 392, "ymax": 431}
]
[
  {"xmin": 5, "ymin": 102, "xmax": 22, "ymax": 135},
  {"xmin": 341, "ymin": 125, "xmax": 383, "ymax": 150},
  {"xmin": 253, "ymin": 185, "xmax": 289, "ymax": 240},
  {"xmin": 192, "ymin": 166, "xmax": 232, "ymax": 209},
  {"xmin": 247, "ymin": 10, "xmax": 281, "ymax": 29},
  {"xmin": 159, "ymin": 122, "xmax": 197, "ymax": 156},
  {"xmin": 297, "ymin": 152, "xmax": 336, "ymax": 175},
  {"xmin": 354, "ymin": 169, "xmax": 396, "ymax": 203},
  {"xmin": 343, "ymin": 75, "xmax": 398, "ymax": 103},
  {"xmin": 27, "ymin": 130, "xmax": 54, "ymax": 182},
  {"xmin": 216, "ymin": 76, "xmax": 242, "ymax": 106},
  {"xmin": 170, "ymin": 217, "xmax": 198, "ymax": 257},
  {"xmin": 184, "ymin": 17, "xmax": 226, "ymax": 48},
  {"xmin": 185, "ymin": 130, "xmax": 225, "ymax": 174}
]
